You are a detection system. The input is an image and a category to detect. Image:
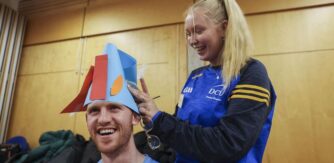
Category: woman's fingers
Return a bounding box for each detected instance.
[140,78,149,95]
[139,106,151,124]
[139,103,150,114]
[139,106,148,116]
[128,85,147,102]
[128,83,159,121]
[127,85,139,96]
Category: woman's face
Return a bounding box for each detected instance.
[185,8,225,65]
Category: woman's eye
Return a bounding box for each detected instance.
[195,30,203,34]
[186,32,191,38]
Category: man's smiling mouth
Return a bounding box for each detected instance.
[98,128,116,136]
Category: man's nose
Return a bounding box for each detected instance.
[98,107,111,125]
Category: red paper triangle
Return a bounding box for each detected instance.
[60,66,94,113]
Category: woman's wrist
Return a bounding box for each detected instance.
[151,111,162,122]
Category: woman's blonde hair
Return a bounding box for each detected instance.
[186,0,253,87]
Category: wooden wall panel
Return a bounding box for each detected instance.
[177,24,188,97]
[19,40,82,75]
[244,3,334,163]
[12,2,334,162]
[8,40,82,147]
[24,9,84,45]
[255,50,334,163]
[19,0,88,17]
[74,24,186,136]
[247,5,334,55]
[83,0,192,36]
[238,0,334,14]
[81,25,178,70]
[8,72,79,147]
[10,1,188,146]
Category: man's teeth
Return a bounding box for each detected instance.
[99,129,115,135]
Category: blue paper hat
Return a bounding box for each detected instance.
[61,43,139,114]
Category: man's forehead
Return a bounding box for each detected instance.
[88,101,122,107]
[86,101,139,115]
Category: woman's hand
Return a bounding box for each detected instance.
[128,79,160,124]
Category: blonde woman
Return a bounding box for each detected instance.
[129,0,276,162]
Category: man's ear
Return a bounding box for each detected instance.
[85,106,88,121]
[132,113,141,125]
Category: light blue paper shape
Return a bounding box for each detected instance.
[84,43,139,114]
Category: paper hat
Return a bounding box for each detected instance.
[61,43,139,114]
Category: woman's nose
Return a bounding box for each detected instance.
[188,34,198,47]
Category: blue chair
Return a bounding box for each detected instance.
[6,136,30,153]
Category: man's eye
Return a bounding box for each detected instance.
[108,106,120,111]
[88,108,99,114]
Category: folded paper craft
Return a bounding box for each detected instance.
[61,43,139,114]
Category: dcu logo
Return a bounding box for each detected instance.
[206,84,226,101]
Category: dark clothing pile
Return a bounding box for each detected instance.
[5,130,100,163]
[4,130,174,163]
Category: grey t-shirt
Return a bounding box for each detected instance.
[97,155,158,163]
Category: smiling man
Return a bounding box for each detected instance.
[86,102,138,158]
[61,44,158,163]
[86,99,158,163]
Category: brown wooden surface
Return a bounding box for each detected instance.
[24,9,84,45]
[8,40,82,147]
[83,0,192,36]
[238,0,334,14]
[256,50,334,163]
[247,3,334,163]
[8,1,334,162]
[248,5,334,56]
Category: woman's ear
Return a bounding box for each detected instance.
[222,20,228,31]
[220,20,228,38]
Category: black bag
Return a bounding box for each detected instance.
[0,144,21,162]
